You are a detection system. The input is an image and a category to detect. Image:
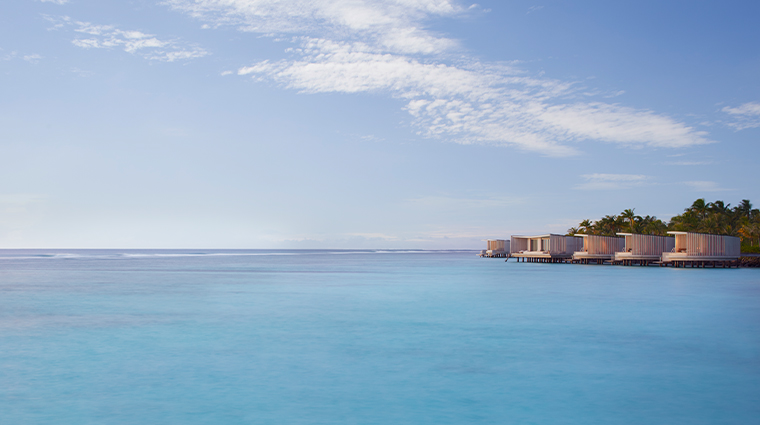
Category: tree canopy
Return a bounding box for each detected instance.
[567,199,760,252]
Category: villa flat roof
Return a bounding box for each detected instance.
[511,234,565,238]
[666,231,738,236]
[616,233,672,237]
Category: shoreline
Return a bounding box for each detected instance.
[739,255,760,267]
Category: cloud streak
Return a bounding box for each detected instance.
[722,102,760,130]
[575,173,649,190]
[662,160,711,166]
[165,0,462,55]
[166,0,711,155]
[47,16,208,62]
[683,181,734,192]
[406,194,526,210]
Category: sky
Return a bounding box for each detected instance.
[1,0,759,249]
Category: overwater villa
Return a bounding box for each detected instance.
[510,234,583,263]
[572,234,625,264]
[479,239,510,258]
[660,231,741,268]
[614,233,675,266]
[488,231,743,268]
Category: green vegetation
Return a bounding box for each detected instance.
[567,199,760,252]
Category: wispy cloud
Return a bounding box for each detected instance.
[575,173,649,190]
[2,50,43,63]
[23,54,43,63]
[406,194,526,210]
[527,6,544,14]
[344,232,401,241]
[722,102,760,130]
[0,194,46,214]
[162,0,710,156]
[70,67,95,77]
[46,16,208,62]
[38,0,69,4]
[683,181,734,192]
[662,160,711,166]
[165,0,463,55]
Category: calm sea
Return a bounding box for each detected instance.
[1,249,759,424]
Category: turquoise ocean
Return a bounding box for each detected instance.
[1,249,759,424]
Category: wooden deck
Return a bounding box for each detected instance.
[571,253,614,264]
[479,250,510,258]
[505,252,744,267]
[613,252,664,266]
[661,252,740,268]
[659,259,739,268]
[510,252,573,263]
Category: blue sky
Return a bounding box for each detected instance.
[1,0,759,249]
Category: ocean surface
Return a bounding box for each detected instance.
[1,249,759,425]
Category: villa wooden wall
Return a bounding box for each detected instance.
[624,235,675,255]
[582,235,625,255]
[674,233,741,257]
[549,235,583,254]
[487,240,509,252]
[510,237,529,253]
[510,235,582,254]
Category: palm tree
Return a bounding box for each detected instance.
[709,200,731,215]
[578,219,593,234]
[620,208,639,233]
[690,198,708,221]
[639,215,667,236]
[736,199,753,219]
[594,215,621,236]
[709,200,738,235]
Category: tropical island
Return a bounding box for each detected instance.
[566,198,760,254]
[483,198,760,267]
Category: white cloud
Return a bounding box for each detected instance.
[344,232,401,241]
[2,51,44,63]
[164,0,711,155]
[663,160,711,166]
[70,67,94,77]
[0,194,46,214]
[47,16,208,62]
[722,102,760,130]
[684,181,734,192]
[527,6,544,14]
[406,194,526,210]
[238,38,709,155]
[575,173,649,190]
[23,54,43,63]
[38,0,69,4]
[164,0,462,55]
